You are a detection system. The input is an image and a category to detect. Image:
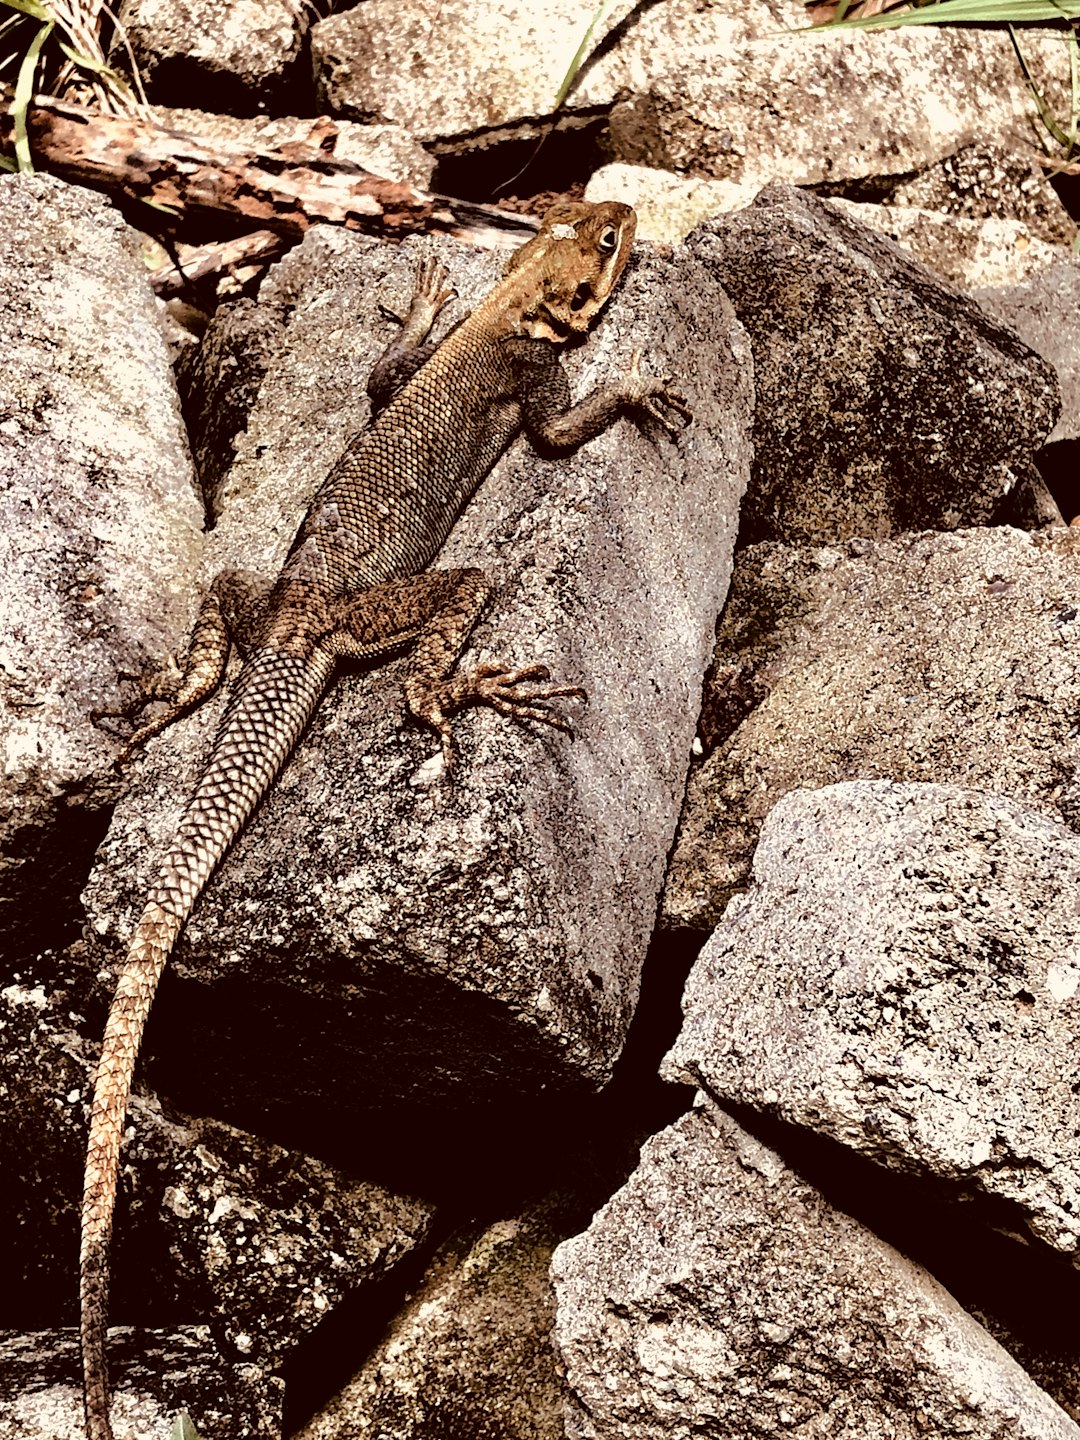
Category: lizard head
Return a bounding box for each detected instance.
[504,200,637,342]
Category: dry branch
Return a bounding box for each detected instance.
[0,93,539,250]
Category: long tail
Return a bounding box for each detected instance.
[80,645,334,1440]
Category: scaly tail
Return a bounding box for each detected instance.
[80,645,335,1440]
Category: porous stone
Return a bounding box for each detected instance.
[0,173,202,959]
[297,1199,572,1440]
[662,527,1080,933]
[552,1096,1080,1440]
[117,0,309,114]
[585,163,760,245]
[975,261,1080,447]
[81,226,751,1140]
[608,18,1068,191]
[686,185,1059,547]
[826,198,1067,290]
[0,1329,280,1440]
[0,946,434,1399]
[664,782,1080,1257]
[881,143,1076,249]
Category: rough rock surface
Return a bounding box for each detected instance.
[0,1329,280,1440]
[81,226,751,1137]
[0,173,203,959]
[608,18,1066,190]
[662,526,1080,933]
[117,0,309,114]
[878,143,1076,249]
[827,198,1069,291]
[665,783,1080,1258]
[552,1095,1080,1440]
[310,0,1064,190]
[0,948,434,1376]
[686,185,1059,547]
[585,163,761,245]
[975,262,1080,448]
[297,1199,573,1440]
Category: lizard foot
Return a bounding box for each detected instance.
[407,663,587,769]
[626,350,692,436]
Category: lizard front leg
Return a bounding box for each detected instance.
[330,568,585,767]
[508,338,691,452]
[366,258,457,417]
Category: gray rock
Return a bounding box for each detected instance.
[662,527,1080,933]
[82,226,751,1132]
[0,173,203,959]
[585,164,762,246]
[664,782,1080,1258]
[975,261,1080,448]
[0,1329,280,1440]
[116,0,309,115]
[609,23,1068,192]
[552,1096,1080,1440]
[296,1197,575,1440]
[0,946,434,1385]
[825,199,1069,291]
[686,185,1059,548]
[310,0,642,146]
[880,143,1076,249]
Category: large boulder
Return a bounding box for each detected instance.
[0,174,203,960]
[552,1095,1079,1440]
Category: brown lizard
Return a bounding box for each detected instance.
[80,198,688,1440]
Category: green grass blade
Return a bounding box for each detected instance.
[1009,20,1071,145]
[13,17,52,172]
[57,37,129,86]
[0,0,51,21]
[826,0,1080,27]
[554,0,618,109]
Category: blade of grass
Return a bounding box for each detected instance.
[0,0,51,20]
[554,0,619,109]
[1009,20,1072,147]
[13,17,52,172]
[824,0,1080,27]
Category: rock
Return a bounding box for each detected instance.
[552,1095,1080,1440]
[585,163,761,245]
[975,261,1080,448]
[116,0,310,115]
[826,199,1068,290]
[296,1198,573,1440]
[879,142,1076,249]
[664,782,1080,1258]
[686,185,1059,547]
[0,1329,281,1440]
[0,173,203,960]
[309,0,1065,198]
[81,226,751,1143]
[608,21,1067,191]
[152,107,436,190]
[0,947,434,1393]
[310,0,644,146]
[663,527,1080,933]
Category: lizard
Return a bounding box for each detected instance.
[79,197,689,1440]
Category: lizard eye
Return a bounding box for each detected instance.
[570,281,593,311]
[598,225,619,253]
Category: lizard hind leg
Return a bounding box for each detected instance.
[332,567,586,769]
[110,569,271,765]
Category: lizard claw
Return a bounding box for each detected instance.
[412,256,457,318]
[627,349,692,437]
[407,661,588,762]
